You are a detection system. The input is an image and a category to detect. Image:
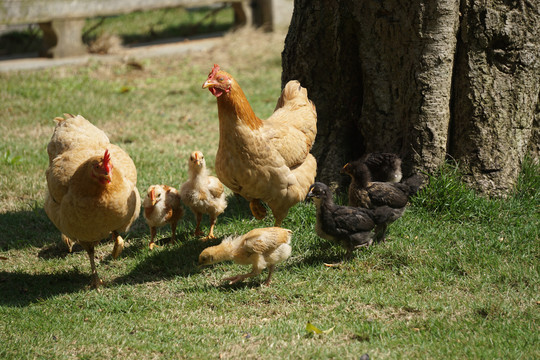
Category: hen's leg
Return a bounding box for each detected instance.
[80,242,102,289]
[194,212,203,237]
[249,200,267,220]
[111,231,124,259]
[272,210,288,227]
[62,234,74,252]
[149,226,157,250]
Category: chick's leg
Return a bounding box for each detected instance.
[223,266,262,285]
[374,224,388,243]
[202,215,218,241]
[170,221,178,245]
[249,200,267,220]
[111,231,124,259]
[263,265,276,286]
[149,226,157,250]
[194,212,203,237]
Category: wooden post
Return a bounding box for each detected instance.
[39,19,87,58]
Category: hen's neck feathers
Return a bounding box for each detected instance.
[71,163,125,197]
[217,78,263,131]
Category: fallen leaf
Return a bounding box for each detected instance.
[306,322,335,335]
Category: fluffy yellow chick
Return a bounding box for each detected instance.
[143,184,184,250]
[198,227,292,285]
[180,151,227,240]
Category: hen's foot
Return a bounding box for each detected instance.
[249,200,267,220]
[323,261,344,268]
[112,235,124,259]
[149,242,160,250]
[62,234,74,252]
[223,274,247,285]
[91,274,104,289]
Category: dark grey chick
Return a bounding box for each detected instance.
[360,152,402,183]
[341,162,423,242]
[306,182,393,264]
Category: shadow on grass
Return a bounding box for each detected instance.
[112,232,216,286]
[0,193,304,304]
[221,193,256,222]
[0,269,90,307]
[0,208,59,250]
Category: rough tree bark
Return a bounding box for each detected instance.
[282,0,539,195]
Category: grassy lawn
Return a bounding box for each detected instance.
[0,25,539,359]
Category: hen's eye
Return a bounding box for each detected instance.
[218,77,224,81]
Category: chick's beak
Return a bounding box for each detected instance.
[341,163,350,174]
[150,189,156,206]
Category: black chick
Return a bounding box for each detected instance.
[306,182,392,264]
[359,152,402,183]
[341,161,423,242]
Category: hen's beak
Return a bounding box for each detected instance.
[102,172,112,184]
[202,80,215,89]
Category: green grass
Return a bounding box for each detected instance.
[1,27,539,359]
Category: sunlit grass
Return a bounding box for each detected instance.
[1,23,539,360]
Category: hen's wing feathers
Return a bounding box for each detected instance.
[264,81,317,168]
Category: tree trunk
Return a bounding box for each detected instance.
[450,0,540,194]
[282,0,539,195]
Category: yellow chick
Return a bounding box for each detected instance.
[198,227,292,285]
[180,151,227,240]
[143,184,184,249]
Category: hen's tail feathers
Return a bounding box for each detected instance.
[47,114,110,162]
[275,81,316,116]
[289,153,317,202]
[275,80,305,110]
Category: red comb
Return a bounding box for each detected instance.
[103,149,111,164]
[102,149,113,173]
[209,64,220,78]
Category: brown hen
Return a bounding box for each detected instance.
[202,64,317,226]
